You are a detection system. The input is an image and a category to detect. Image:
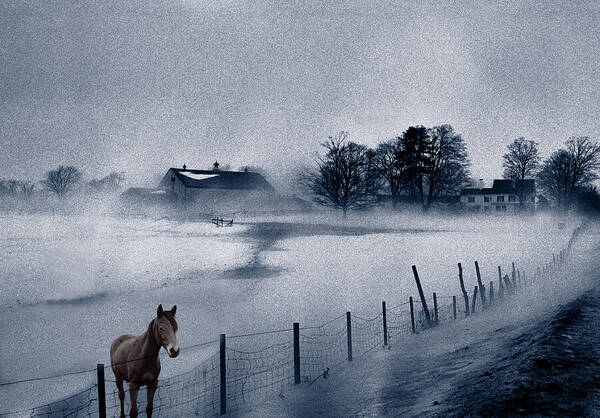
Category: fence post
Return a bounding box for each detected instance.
[382,301,388,346]
[293,323,300,385]
[452,296,457,319]
[517,269,521,287]
[474,261,487,308]
[472,286,478,313]
[511,262,517,287]
[504,274,512,292]
[346,312,353,361]
[220,334,226,415]
[97,364,106,418]
[497,266,504,299]
[489,281,494,305]
[409,297,416,333]
[433,292,438,325]
[458,263,470,316]
[412,265,432,327]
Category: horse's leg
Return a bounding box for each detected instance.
[116,378,126,418]
[146,380,158,418]
[128,381,140,418]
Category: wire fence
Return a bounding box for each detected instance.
[0,220,589,417]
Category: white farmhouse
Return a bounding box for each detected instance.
[460,179,536,213]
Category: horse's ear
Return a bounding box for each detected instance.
[157,304,163,317]
[171,305,177,316]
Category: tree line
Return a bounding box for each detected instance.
[302,127,600,217]
[0,166,125,200]
[301,124,471,217]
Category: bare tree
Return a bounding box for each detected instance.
[537,150,574,211]
[537,137,600,211]
[503,137,541,180]
[20,181,34,199]
[363,148,382,200]
[88,171,125,192]
[424,124,470,211]
[502,137,540,210]
[6,180,19,196]
[375,139,406,208]
[44,166,82,197]
[301,132,374,218]
[565,136,600,187]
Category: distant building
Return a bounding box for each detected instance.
[159,163,275,200]
[460,179,536,213]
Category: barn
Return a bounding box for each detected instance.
[159,163,275,200]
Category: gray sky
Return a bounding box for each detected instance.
[1,0,599,190]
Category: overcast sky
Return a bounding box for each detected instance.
[1,0,599,190]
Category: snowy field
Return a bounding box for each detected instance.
[0,211,579,413]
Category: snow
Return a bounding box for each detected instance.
[179,171,220,180]
[0,211,587,414]
[245,227,600,416]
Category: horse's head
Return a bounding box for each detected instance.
[155,304,180,358]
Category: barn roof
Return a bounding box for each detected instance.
[460,179,535,196]
[161,168,275,191]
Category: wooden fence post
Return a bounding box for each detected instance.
[475,261,487,308]
[511,262,517,287]
[458,263,470,316]
[472,286,478,313]
[382,301,388,346]
[433,292,438,325]
[489,281,494,305]
[409,297,416,333]
[412,265,432,327]
[452,296,457,319]
[220,334,226,415]
[497,266,504,298]
[97,364,106,418]
[504,274,512,292]
[293,323,300,385]
[346,312,353,361]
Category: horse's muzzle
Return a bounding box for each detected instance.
[167,345,180,358]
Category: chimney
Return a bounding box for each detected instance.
[213,161,220,171]
[182,164,187,170]
[478,179,484,189]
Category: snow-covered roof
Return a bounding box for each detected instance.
[179,172,220,181]
[159,167,275,191]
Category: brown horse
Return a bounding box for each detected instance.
[110,305,180,418]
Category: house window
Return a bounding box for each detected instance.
[509,195,517,202]
[484,196,490,202]
[502,205,507,211]
[497,196,504,202]
[484,206,491,212]
[496,205,502,211]
[468,196,475,203]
